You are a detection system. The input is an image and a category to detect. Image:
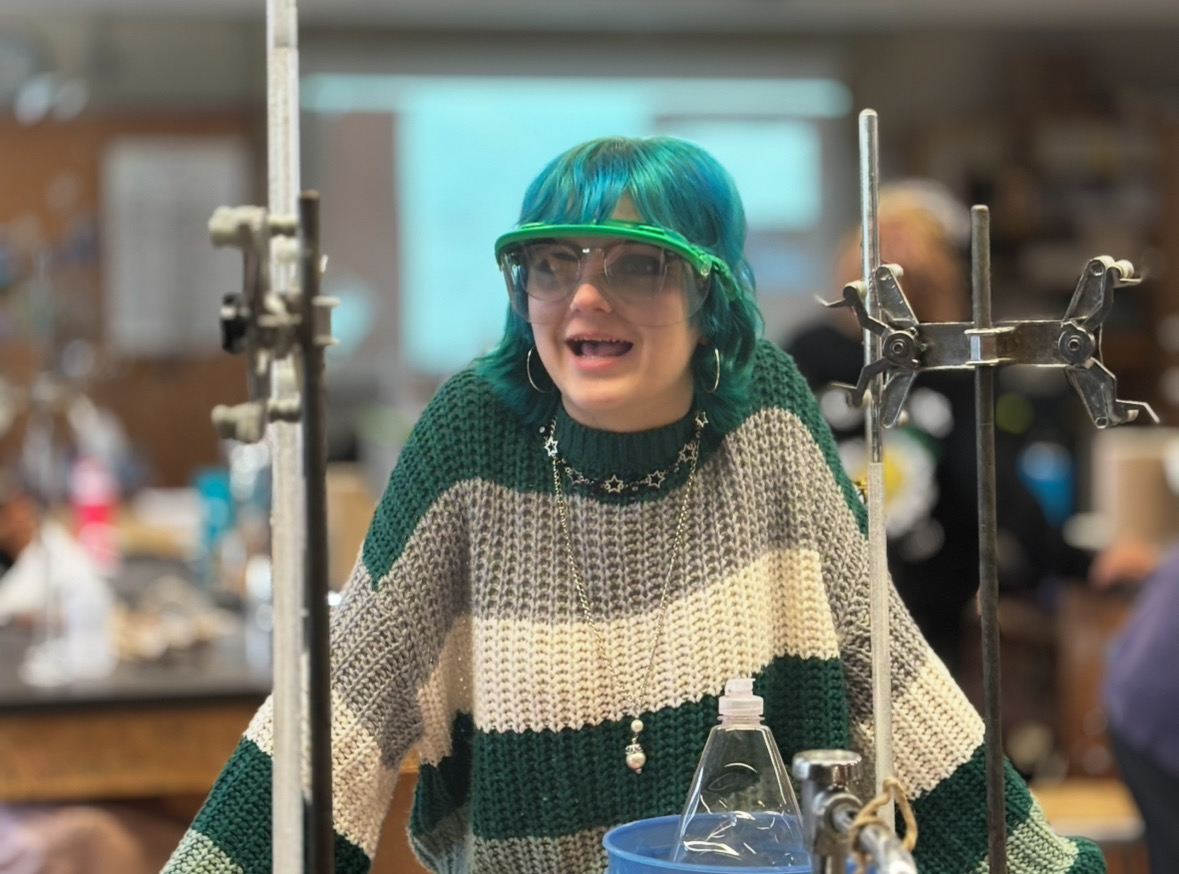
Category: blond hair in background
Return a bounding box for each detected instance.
[832,183,971,328]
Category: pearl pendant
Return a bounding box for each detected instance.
[625,742,647,773]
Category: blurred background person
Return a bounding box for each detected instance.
[0,467,186,874]
[1099,541,1176,874]
[0,469,111,628]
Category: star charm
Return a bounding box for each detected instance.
[603,475,626,494]
[544,436,559,458]
[643,470,666,489]
[678,442,699,466]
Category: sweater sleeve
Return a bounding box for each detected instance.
[161,374,478,874]
[764,342,1107,874]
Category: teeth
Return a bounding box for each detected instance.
[574,339,632,358]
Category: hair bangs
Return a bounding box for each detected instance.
[520,141,633,226]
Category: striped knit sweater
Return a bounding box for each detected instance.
[163,340,1104,874]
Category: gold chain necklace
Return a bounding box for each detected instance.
[546,412,705,773]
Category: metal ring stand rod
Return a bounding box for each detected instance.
[300,192,335,874]
[971,206,1007,874]
[859,108,896,831]
[266,1,307,871]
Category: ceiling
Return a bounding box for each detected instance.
[10,0,1179,31]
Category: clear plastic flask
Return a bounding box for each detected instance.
[671,678,807,868]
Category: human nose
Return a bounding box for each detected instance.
[569,276,613,311]
[568,253,613,311]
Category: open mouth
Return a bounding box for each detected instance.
[567,337,634,358]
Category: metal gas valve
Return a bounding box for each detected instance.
[792,750,917,874]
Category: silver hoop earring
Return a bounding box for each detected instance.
[704,347,721,394]
[526,347,554,393]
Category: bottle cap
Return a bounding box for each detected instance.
[719,677,763,720]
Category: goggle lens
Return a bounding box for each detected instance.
[501,240,707,328]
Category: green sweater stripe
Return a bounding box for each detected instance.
[191,740,274,874]
[409,711,477,839]
[909,747,1033,873]
[412,654,850,843]
[362,341,865,584]
[191,739,369,874]
[360,373,533,585]
[334,833,375,874]
[1067,838,1108,874]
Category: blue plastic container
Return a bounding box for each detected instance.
[603,815,813,873]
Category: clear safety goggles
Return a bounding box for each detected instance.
[494,221,729,328]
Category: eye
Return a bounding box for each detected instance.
[609,246,666,278]
[526,245,578,277]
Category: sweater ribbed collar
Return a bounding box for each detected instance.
[552,403,697,484]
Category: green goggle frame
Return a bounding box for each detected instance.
[493,220,732,285]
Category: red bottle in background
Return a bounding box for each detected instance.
[70,455,121,577]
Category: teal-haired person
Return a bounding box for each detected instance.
[163,137,1105,874]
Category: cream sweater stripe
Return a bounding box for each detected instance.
[461,548,836,736]
[415,613,474,767]
[889,656,986,796]
[165,830,245,873]
[410,549,835,759]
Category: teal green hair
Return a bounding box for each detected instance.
[475,135,764,432]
